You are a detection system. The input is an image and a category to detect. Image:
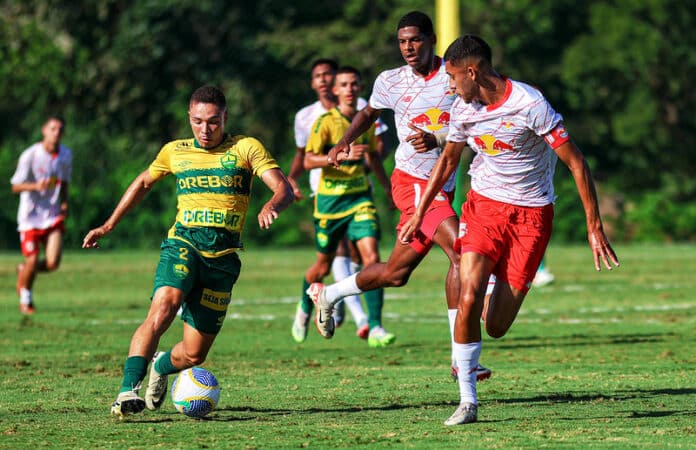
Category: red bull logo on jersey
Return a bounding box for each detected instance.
[472,134,514,156]
[501,121,515,129]
[411,108,450,132]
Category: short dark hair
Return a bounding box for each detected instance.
[44,116,65,127]
[397,11,434,36]
[335,65,361,82]
[311,58,338,73]
[444,35,493,66]
[190,85,227,110]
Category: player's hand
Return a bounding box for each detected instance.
[82,226,110,249]
[588,229,620,271]
[398,213,423,244]
[347,144,368,161]
[258,205,279,230]
[406,123,437,153]
[36,179,51,192]
[327,142,349,168]
[287,177,304,201]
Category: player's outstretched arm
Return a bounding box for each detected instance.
[257,168,294,230]
[554,140,620,271]
[398,141,466,243]
[328,106,381,167]
[82,170,158,248]
[287,146,306,200]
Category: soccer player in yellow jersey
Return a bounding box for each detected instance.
[302,66,394,345]
[82,85,294,418]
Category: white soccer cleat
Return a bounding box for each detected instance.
[532,268,555,287]
[332,299,345,327]
[444,402,478,426]
[291,301,309,343]
[111,390,146,418]
[451,364,492,382]
[145,351,169,411]
[306,283,335,339]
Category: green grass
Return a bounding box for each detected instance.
[0,244,694,449]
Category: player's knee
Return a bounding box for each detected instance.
[44,260,61,272]
[384,268,410,287]
[360,253,379,268]
[183,350,208,366]
[484,321,509,339]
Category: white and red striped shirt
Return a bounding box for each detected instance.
[448,78,564,207]
[370,58,458,192]
[11,143,72,231]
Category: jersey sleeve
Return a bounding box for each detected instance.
[10,149,33,185]
[369,72,392,111]
[294,110,309,148]
[446,98,469,143]
[239,137,280,177]
[305,115,329,155]
[148,142,174,181]
[526,95,563,137]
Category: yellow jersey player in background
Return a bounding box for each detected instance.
[82,85,294,418]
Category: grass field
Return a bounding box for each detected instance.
[0,244,694,449]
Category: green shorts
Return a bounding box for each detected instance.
[314,204,380,254]
[153,239,241,334]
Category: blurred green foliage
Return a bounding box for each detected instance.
[1,0,694,250]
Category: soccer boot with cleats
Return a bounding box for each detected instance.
[444,402,478,426]
[367,326,396,348]
[111,390,146,418]
[306,283,335,338]
[451,364,492,382]
[291,301,310,343]
[145,352,169,411]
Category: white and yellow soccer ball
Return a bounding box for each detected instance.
[171,367,220,418]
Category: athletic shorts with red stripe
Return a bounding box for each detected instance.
[19,219,65,257]
[457,190,553,293]
[392,168,457,255]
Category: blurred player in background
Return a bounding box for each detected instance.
[398,35,619,425]
[307,12,490,377]
[301,66,394,346]
[83,85,293,418]
[11,116,72,315]
[289,58,389,342]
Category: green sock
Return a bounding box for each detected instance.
[301,279,314,315]
[364,288,384,329]
[154,350,178,376]
[119,356,148,393]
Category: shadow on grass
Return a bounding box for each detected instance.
[490,332,686,350]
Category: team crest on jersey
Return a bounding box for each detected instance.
[173,264,189,279]
[472,134,514,156]
[317,232,329,248]
[501,121,515,129]
[411,108,449,132]
[221,151,237,169]
[176,160,193,169]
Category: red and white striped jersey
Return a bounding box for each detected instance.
[448,78,564,207]
[370,58,458,192]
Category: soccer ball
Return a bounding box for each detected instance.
[171,367,220,418]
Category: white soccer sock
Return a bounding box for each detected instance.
[331,255,352,281]
[448,309,457,365]
[19,288,32,305]
[331,256,368,324]
[486,274,496,296]
[325,274,361,305]
[453,341,482,405]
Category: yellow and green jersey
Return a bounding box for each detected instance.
[306,107,376,219]
[149,134,278,258]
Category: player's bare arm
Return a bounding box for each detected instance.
[553,139,620,271]
[82,169,159,248]
[60,181,69,218]
[405,123,439,153]
[398,141,465,243]
[11,179,53,193]
[287,146,306,200]
[257,168,294,230]
[328,105,381,167]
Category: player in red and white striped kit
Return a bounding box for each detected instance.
[399,35,620,425]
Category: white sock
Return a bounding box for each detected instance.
[331,255,352,281]
[453,341,482,405]
[19,288,33,305]
[448,309,457,365]
[331,255,368,324]
[325,274,361,305]
[486,274,496,296]
[349,260,361,273]
[344,296,367,326]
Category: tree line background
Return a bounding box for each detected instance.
[1,0,694,251]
